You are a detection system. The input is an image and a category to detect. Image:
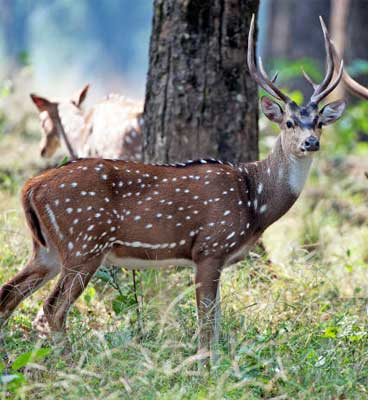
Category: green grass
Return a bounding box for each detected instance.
[1,129,368,399]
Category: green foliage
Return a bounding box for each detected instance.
[58,156,70,167]
[94,267,141,317]
[0,169,22,195]
[17,51,30,67]
[331,100,368,155]
[271,57,323,83]
[1,348,50,397]
[347,59,368,76]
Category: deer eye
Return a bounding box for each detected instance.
[286,120,293,129]
[318,122,323,129]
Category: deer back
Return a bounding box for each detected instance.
[80,95,143,161]
[23,158,270,268]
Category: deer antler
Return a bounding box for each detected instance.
[303,16,344,104]
[330,40,368,100]
[247,14,292,103]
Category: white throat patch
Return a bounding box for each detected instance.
[287,156,313,195]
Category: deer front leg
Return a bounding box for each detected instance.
[194,258,222,361]
[43,256,103,332]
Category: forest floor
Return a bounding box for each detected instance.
[1,128,368,400]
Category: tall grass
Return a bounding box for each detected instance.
[1,95,368,399]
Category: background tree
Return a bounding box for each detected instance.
[261,0,330,97]
[261,0,368,101]
[143,0,260,164]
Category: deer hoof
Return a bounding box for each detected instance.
[32,309,50,338]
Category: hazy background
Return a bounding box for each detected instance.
[1,0,367,104]
[0,0,153,101]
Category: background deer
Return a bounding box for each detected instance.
[31,87,143,161]
[0,16,346,359]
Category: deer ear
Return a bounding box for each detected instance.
[319,99,346,126]
[30,94,53,111]
[72,84,89,107]
[261,96,284,124]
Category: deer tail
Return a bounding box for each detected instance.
[21,184,47,247]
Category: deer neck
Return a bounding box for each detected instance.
[56,103,86,158]
[240,135,313,231]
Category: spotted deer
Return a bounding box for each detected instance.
[0,16,346,357]
[31,87,142,161]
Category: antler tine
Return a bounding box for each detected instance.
[312,59,344,104]
[330,40,368,100]
[302,68,318,90]
[247,14,291,103]
[258,56,278,83]
[271,72,278,83]
[309,16,336,104]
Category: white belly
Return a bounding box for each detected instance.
[105,253,196,270]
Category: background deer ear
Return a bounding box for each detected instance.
[319,99,346,126]
[72,84,89,107]
[30,94,53,111]
[261,96,284,124]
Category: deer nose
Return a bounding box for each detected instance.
[304,136,320,152]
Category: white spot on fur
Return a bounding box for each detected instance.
[260,204,268,214]
[226,232,235,240]
[45,204,63,240]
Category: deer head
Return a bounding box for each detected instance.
[248,15,346,160]
[30,84,89,158]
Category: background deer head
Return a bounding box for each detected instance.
[30,84,89,158]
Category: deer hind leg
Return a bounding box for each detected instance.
[43,256,103,332]
[0,243,60,327]
[194,258,222,361]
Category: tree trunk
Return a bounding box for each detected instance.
[329,0,350,100]
[344,0,368,89]
[143,0,259,164]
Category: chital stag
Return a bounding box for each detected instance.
[31,87,142,160]
[0,16,346,357]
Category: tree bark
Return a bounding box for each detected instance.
[344,0,368,89]
[143,0,259,164]
[329,0,350,100]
